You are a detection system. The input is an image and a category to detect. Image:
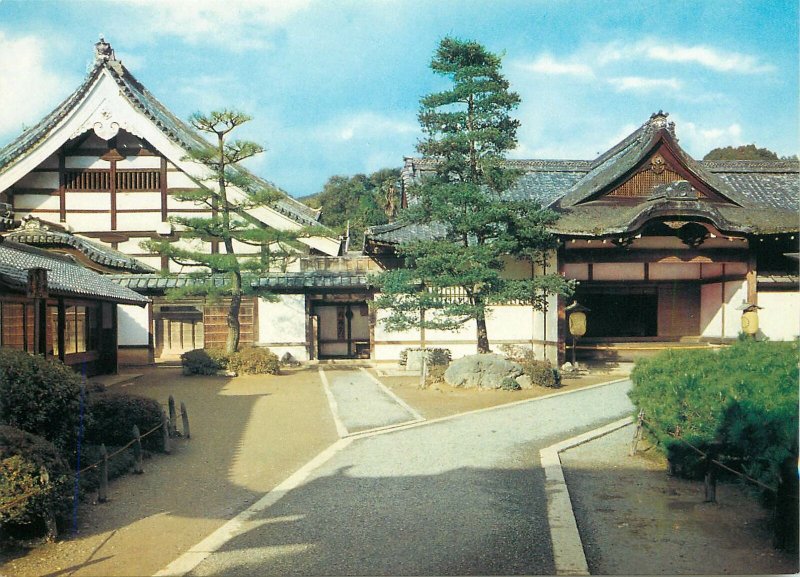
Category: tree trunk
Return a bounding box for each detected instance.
[227,270,242,354]
[475,308,490,354]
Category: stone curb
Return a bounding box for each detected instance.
[541,416,634,575]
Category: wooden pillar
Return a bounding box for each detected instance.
[57,298,66,362]
[109,156,117,230]
[746,251,758,305]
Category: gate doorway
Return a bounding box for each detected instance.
[312,302,370,359]
[154,304,203,357]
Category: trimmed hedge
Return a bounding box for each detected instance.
[629,340,798,490]
[227,347,280,375]
[0,426,73,539]
[0,348,83,451]
[85,392,165,453]
[180,348,227,375]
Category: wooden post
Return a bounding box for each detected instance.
[630,410,644,456]
[98,444,109,503]
[168,395,177,437]
[161,410,171,454]
[704,444,719,503]
[180,401,191,440]
[39,466,57,540]
[132,425,143,474]
[419,353,428,389]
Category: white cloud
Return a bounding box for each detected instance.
[0,32,72,140]
[317,112,418,143]
[516,54,594,78]
[610,76,682,92]
[115,0,312,48]
[674,118,744,154]
[642,42,774,74]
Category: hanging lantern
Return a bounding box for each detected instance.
[566,301,590,337]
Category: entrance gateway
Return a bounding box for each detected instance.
[312,301,371,359]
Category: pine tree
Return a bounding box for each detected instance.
[143,110,303,353]
[374,38,573,353]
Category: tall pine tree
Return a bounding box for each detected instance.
[375,38,572,353]
[144,110,303,353]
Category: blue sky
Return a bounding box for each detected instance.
[0,0,796,197]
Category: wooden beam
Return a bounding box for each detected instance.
[747,251,758,304]
[58,150,66,222]
[160,156,168,221]
[562,248,749,264]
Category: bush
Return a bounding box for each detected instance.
[78,444,135,494]
[399,347,451,366]
[180,348,227,375]
[0,426,72,540]
[629,340,798,491]
[519,350,558,388]
[227,347,280,375]
[500,377,521,391]
[0,348,83,450]
[85,392,165,453]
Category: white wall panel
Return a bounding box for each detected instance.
[166,171,199,189]
[563,263,588,280]
[594,263,645,281]
[16,172,58,189]
[118,304,150,346]
[65,157,109,169]
[700,282,723,337]
[649,263,701,280]
[65,212,109,231]
[14,194,59,210]
[117,157,161,169]
[116,212,162,231]
[66,192,110,210]
[758,291,800,341]
[166,194,207,210]
[723,280,747,338]
[117,192,161,210]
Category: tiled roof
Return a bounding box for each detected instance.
[5,220,155,273]
[0,49,325,230]
[108,271,370,293]
[365,221,448,246]
[0,239,149,305]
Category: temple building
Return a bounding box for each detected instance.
[0,40,796,366]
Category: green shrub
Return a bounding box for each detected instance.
[399,347,451,366]
[0,348,83,450]
[520,351,558,388]
[500,377,521,391]
[180,348,227,375]
[227,347,280,375]
[629,340,799,490]
[85,392,164,453]
[0,426,72,539]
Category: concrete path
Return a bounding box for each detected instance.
[161,379,633,576]
[319,367,424,435]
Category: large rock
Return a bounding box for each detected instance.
[444,354,524,389]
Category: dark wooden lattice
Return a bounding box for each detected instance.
[608,167,685,197]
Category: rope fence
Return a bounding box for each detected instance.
[0,396,190,515]
[630,409,781,496]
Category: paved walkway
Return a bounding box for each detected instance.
[319,367,424,435]
[161,378,634,576]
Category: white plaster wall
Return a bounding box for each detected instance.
[65,212,109,231]
[257,294,308,360]
[118,303,150,346]
[117,212,161,231]
[563,263,588,280]
[594,263,645,281]
[700,282,724,337]
[117,192,161,210]
[16,172,58,189]
[14,194,59,210]
[66,192,110,210]
[136,255,162,270]
[758,291,800,341]
[166,194,206,210]
[723,280,747,338]
[649,263,702,280]
[117,238,148,253]
[166,171,200,189]
[117,157,161,169]
[65,157,109,169]
[486,305,534,340]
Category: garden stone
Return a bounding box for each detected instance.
[444,353,523,389]
[406,350,426,372]
[515,374,533,389]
